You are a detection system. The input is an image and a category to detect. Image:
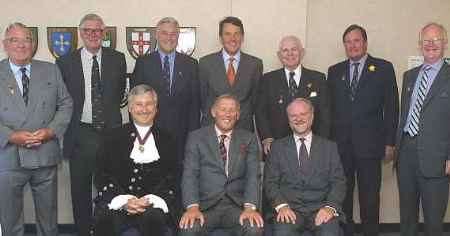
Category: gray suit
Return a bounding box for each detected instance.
[199,51,263,131]
[396,62,450,236]
[264,135,346,235]
[180,126,261,235]
[0,59,73,236]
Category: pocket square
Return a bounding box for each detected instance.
[310,91,318,97]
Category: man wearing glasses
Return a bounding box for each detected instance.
[56,13,127,236]
[396,22,450,236]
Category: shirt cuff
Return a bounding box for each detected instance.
[108,194,135,210]
[187,203,199,209]
[143,194,169,213]
[324,205,339,216]
[244,203,257,210]
[275,203,289,212]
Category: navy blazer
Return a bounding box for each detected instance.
[327,55,399,159]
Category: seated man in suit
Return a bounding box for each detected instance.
[179,94,264,236]
[264,98,346,236]
[93,84,179,236]
[256,35,330,156]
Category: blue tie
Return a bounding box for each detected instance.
[406,65,432,136]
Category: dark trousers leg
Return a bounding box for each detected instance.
[397,136,420,236]
[70,127,100,236]
[419,175,449,236]
[341,153,355,236]
[356,158,381,236]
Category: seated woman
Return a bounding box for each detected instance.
[94,84,179,236]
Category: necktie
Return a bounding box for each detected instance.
[227,57,236,86]
[20,67,29,105]
[406,65,432,136]
[91,55,104,130]
[350,62,360,101]
[163,55,171,96]
[219,135,228,174]
[298,137,309,174]
[288,71,297,98]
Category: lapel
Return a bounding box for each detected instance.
[276,69,290,104]
[227,130,242,176]
[172,52,188,96]
[206,126,225,171]
[423,62,450,108]
[306,135,321,181]
[26,60,45,115]
[234,52,248,89]
[356,54,375,92]
[213,51,231,90]
[401,67,420,123]
[0,59,27,114]
[340,60,351,92]
[127,123,138,156]
[285,135,302,178]
[298,67,313,97]
[73,49,86,104]
[100,47,111,98]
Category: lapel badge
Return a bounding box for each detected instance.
[368,65,376,72]
[307,83,312,88]
[8,85,14,95]
[341,74,345,81]
[130,132,136,137]
[407,87,411,92]
[278,95,284,104]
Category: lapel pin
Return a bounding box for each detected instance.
[130,132,136,137]
[8,85,14,95]
[368,65,376,72]
[407,87,411,92]
[307,83,312,88]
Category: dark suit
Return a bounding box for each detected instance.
[256,67,330,140]
[93,123,178,236]
[56,47,126,236]
[264,134,345,236]
[396,62,450,236]
[199,51,263,131]
[327,55,398,236]
[0,59,73,236]
[132,51,200,165]
[180,126,262,236]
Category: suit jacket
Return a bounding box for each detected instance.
[132,51,200,162]
[199,51,263,131]
[94,123,179,222]
[0,59,73,170]
[56,47,126,158]
[396,62,450,177]
[255,66,330,140]
[264,134,346,215]
[327,54,399,159]
[182,126,261,210]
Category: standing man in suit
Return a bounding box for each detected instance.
[256,35,330,156]
[179,95,263,236]
[396,22,450,236]
[56,13,127,236]
[199,16,263,131]
[327,24,399,236]
[93,85,179,235]
[132,16,200,168]
[0,23,73,236]
[264,98,346,236]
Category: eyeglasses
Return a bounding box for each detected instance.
[158,31,179,38]
[422,38,444,45]
[81,28,104,35]
[6,37,32,45]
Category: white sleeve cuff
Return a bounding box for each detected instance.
[143,194,169,213]
[275,203,289,212]
[108,195,135,210]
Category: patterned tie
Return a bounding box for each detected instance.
[298,137,309,174]
[350,62,360,101]
[406,65,432,136]
[219,135,228,173]
[91,55,104,130]
[20,67,29,105]
[227,57,236,86]
[288,71,297,98]
[162,55,171,96]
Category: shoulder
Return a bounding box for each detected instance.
[176,52,198,65]
[367,55,393,67]
[199,52,220,64]
[313,135,338,150]
[102,47,125,58]
[327,60,347,78]
[263,68,283,79]
[302,67,326,80]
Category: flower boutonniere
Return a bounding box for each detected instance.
[240,144,248,156]
[368,65,376,72]
[307,83,313,89]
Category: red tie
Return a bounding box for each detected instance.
[227,57,236,86]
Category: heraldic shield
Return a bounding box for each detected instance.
[102,26,117,49]
[126,27,156,59]
[27,27,39,57]
[47,27,78,58]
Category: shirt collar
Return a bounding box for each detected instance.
[349,53,368,66]
[222,49,241,64]
[423,58,444,72]
[284,65,302,77]
[294,131,312,143]
[158,49,176,61]
[214,125,233,138]
[81,47,102,60]
[9,59,31,74]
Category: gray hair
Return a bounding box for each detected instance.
[419,22,448,44]
[79,13,105,28]
[128,84,158,105]
[278,35,304,52]
[4,22,32,40]
[212,94,241,112]
[286,98,314,113]
[156,17,180,31]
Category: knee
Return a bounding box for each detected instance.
[316,219,341,236]
[241,222,263,236]
[272,222,297,236]
[178,221,204,236]
[140,208,167,224]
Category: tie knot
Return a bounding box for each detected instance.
[423,65,432,72]
[220,134,227,142]
[299,137,306,143]
[229,57,235,63]
[353,62,360,68]
[92,55,97,60]
[164,55,169,62]
[289,71,295,78]
[20,67,27,74]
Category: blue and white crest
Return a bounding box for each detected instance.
[47,27,78,58]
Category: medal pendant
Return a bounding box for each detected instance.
[139,145,145,153]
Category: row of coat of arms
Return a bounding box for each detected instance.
[27,26,196,59]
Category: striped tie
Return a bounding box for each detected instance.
[406,65,432,136]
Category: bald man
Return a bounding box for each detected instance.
[255,35,330,156]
